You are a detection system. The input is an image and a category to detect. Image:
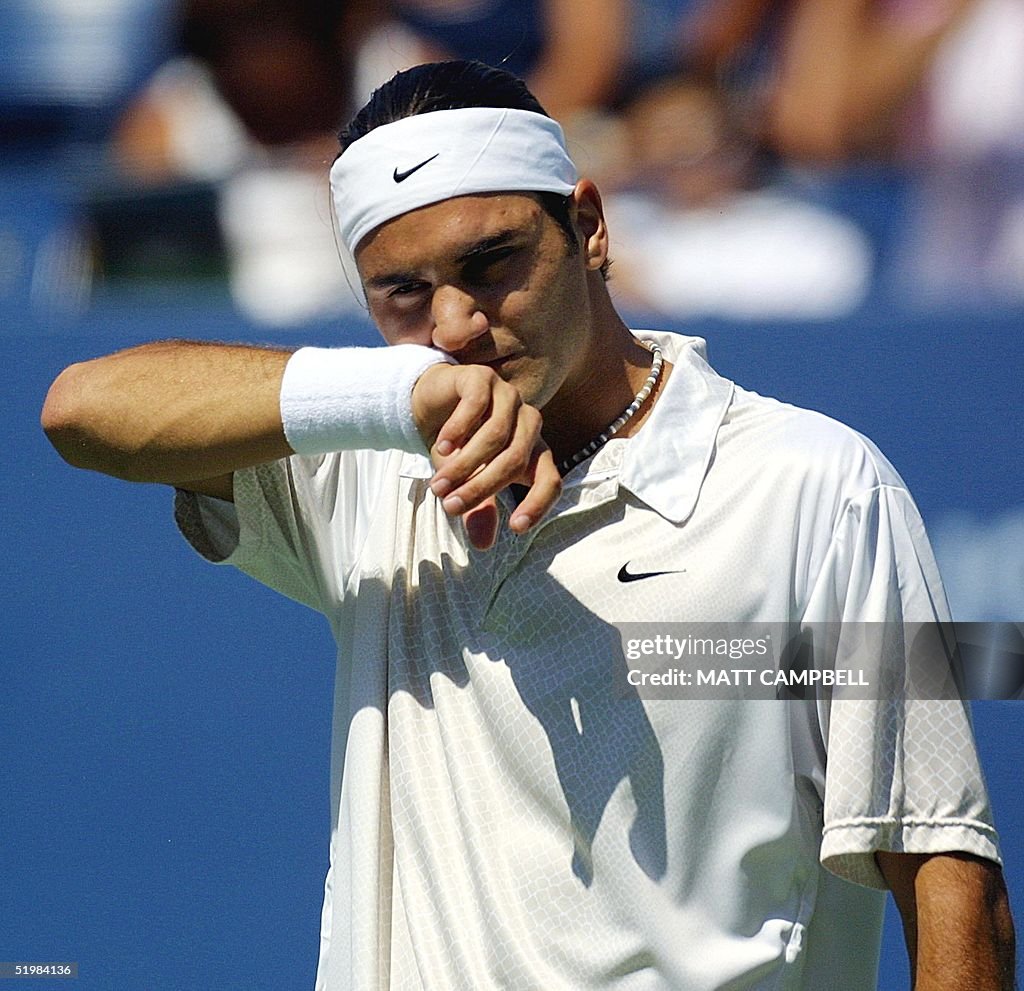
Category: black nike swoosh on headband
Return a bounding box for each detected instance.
[393,153,440,183]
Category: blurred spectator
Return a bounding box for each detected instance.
[894,0,1024,305]
[179,0,379,147]
[101,0,1019,325]
[604,0,978,182]
[387,0,628,123]
[112,57,250,186]
[0,0,176,143]
[111,0,383,326]
[588,0,983,319]
[690,0,978,164]
[115,0,384,180]
[0,0,176,326]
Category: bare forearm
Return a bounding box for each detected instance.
[42,341,565,547]
[915,858,1016,991]
[41,339,293,484]
[878,851,1017,991]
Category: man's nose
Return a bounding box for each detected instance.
[430,285,490,354]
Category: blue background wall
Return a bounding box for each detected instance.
[3,289,1021,989]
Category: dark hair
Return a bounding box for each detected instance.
[339,60,547,150]
[340,60,605,273]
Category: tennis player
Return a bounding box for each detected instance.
[43,60,1014,990]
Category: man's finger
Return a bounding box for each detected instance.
[463,497,500,551]
[432,401,542,507]
[431,383,520,485]
[432,372,497,455]
[508,447,561,533]
[419,364,523,461]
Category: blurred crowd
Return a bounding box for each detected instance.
[2,0,1023,326]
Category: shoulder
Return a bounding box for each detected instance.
[644,328,901,495]
[709,384,924,563]
[629,330,914,529]
[724,383,906,499]
[643,329,900,494]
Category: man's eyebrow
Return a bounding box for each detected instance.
[456,229,524,263]
[364,269,421,291]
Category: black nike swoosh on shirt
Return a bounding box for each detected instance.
[617,563,686,583]
[393,153,440,183]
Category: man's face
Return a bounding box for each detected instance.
[355,191,594,411]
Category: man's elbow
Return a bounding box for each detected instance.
[42,362,93,467]
[41,361,135,477]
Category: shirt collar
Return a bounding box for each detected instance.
[610,330,734,525]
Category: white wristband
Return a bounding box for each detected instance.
[279,345,454,456]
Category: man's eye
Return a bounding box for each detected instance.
[388,282,429,299]
[465,248,518,284]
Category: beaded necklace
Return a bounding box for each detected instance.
[558,341,663,475]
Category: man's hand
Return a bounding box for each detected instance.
[412,362,562,550]
[877,850,1017,990]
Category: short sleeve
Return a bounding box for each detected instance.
[803,482,1002,889]
[174,449,398,614]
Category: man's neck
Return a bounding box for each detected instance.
[541,320,669,469]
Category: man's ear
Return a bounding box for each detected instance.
[572,179,610,272]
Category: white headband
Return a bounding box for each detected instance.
[330,107,579,255]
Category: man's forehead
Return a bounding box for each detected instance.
[356,191,546,273]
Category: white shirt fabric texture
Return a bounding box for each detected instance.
[175,330,1001,991]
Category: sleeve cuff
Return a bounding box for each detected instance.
[174,478,250,564]
[821,816,1003,889]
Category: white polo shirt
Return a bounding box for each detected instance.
[176,331,1000,991]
